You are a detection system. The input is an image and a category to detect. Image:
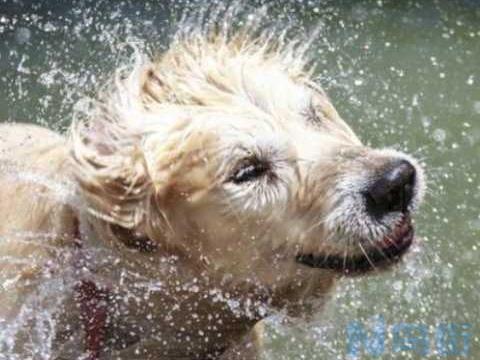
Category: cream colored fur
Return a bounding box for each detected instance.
[0,29,423,359]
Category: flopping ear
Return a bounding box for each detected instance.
[70,64,218,250]
[70,111,154,238]
[70,64,177,250]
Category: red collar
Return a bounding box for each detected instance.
[73,217,110,360]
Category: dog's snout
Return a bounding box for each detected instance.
[365,159,416,217]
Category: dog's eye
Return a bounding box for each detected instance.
[230,157,270,184]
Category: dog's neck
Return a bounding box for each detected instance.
[69,213,272,358]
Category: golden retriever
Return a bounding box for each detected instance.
[0,26,425,360]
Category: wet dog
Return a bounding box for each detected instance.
[0,27,425,360]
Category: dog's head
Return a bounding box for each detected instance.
[72,33,425,287]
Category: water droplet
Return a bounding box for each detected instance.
[473,101,480,114]
[15,27,31,44]
[421,116,431,128]
[470,218,480,231]
[433,128,446,142]
[393,281,403,291]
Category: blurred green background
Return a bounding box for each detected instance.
[0,0,478,358]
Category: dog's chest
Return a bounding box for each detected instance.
[100,285,258,359]
[53,247,260,359]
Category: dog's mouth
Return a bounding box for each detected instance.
[296,214,414,275]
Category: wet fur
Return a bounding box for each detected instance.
[0,23,423,360]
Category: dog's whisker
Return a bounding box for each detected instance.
[358,242,378,271]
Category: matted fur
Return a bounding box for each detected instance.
[0,8,424,359]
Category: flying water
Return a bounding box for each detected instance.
[0,1,478,359]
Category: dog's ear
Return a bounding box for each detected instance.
[71,117,188,252]
[70,63,218,250]
[70,65,176,249]
[70,114,152,230]
[71,116,216,250]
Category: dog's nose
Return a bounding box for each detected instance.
[365,159,416,217]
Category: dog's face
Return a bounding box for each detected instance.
[73,35,425,289]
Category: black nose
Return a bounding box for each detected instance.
[365,160,416,218]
